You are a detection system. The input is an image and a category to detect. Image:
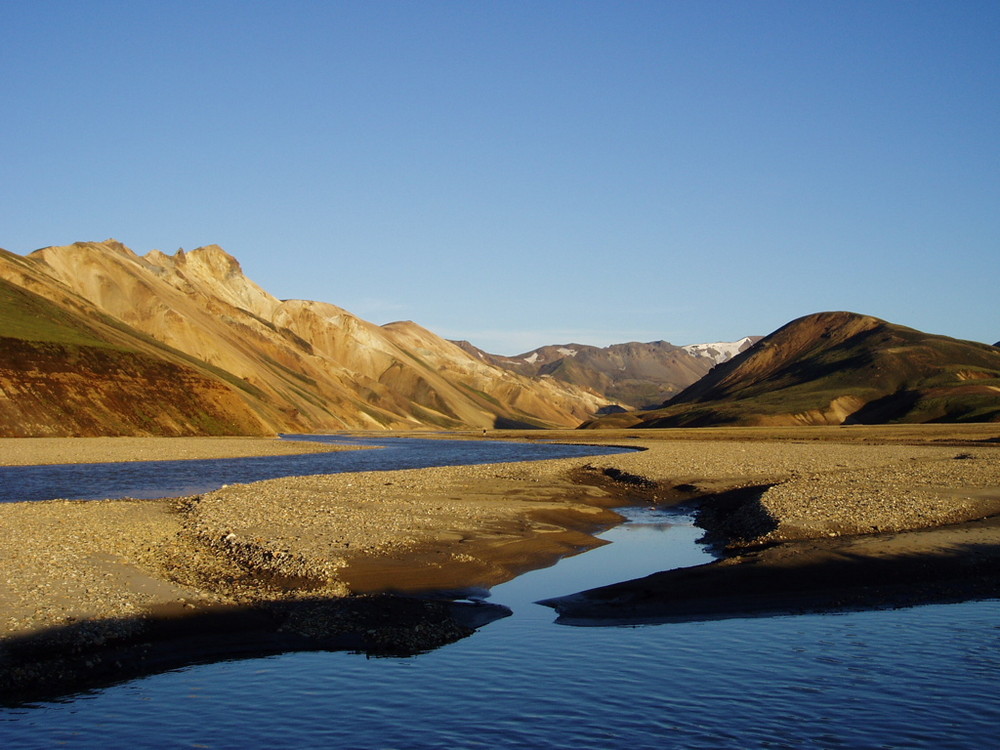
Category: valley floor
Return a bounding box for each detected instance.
[1,424,999,701]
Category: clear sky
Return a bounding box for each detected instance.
[2,1,997,354]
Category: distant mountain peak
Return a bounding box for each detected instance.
[452,335,760,409]
[681,337,759,365]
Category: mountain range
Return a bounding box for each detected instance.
[0,240,616,436]
[2,241,997,436]
[585,311,1000,428]
[453,337,759,409]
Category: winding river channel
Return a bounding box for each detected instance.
[2,437,998,748]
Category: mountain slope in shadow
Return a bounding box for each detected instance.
[585,311,1000,428]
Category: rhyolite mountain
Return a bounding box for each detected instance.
[0,259,269,436]
[0,240,611,436]
[585,311,1000,428]
[453,337,759,409]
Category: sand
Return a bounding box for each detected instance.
[2,425,999,702]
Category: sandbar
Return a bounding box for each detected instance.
[2,425,999,702]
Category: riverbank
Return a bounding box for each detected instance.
[0,441,633,702]
[2,426,999,701]
[540,427,1000,622]
[0,456,629,642]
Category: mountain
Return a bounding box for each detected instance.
[453,337,759,409]
[680,337,758,365]
[0,249,272,436]
[0,240,610,436]
[584,311,1000,428]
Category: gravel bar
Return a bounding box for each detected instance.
[2,426,999,700]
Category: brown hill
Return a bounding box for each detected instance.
[584,311,1000,428]
[453,338,757,409]
[0,241,610,436]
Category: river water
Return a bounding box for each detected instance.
[1,437,998,748]
[0,435,635,503]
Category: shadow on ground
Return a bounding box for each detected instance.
[0,594,510,706]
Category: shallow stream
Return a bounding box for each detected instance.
[1,437,997,748]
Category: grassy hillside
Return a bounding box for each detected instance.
[0,276,111,347]
[0,277,269,436]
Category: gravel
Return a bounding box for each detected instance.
[1,430,998,701]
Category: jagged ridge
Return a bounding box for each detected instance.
[0,240,610,435]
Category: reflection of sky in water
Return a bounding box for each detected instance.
[486,506,712,614]
[6,503,997,749]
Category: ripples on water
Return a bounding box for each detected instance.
[1,441,998,748]
[10,600,996,750]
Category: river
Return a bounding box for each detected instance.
[1,437,997,748]
[0,435,635,503]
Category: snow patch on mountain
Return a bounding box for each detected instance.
[557,347,578,357]
[682,337,757,365]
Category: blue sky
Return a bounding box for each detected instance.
[2,1,997,354]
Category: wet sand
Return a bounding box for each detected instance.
[2,425,999,701]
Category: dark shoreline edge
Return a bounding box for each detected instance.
[539,497,1000,625]
[0,595,510,706]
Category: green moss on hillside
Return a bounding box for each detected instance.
[0,278,109,347]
